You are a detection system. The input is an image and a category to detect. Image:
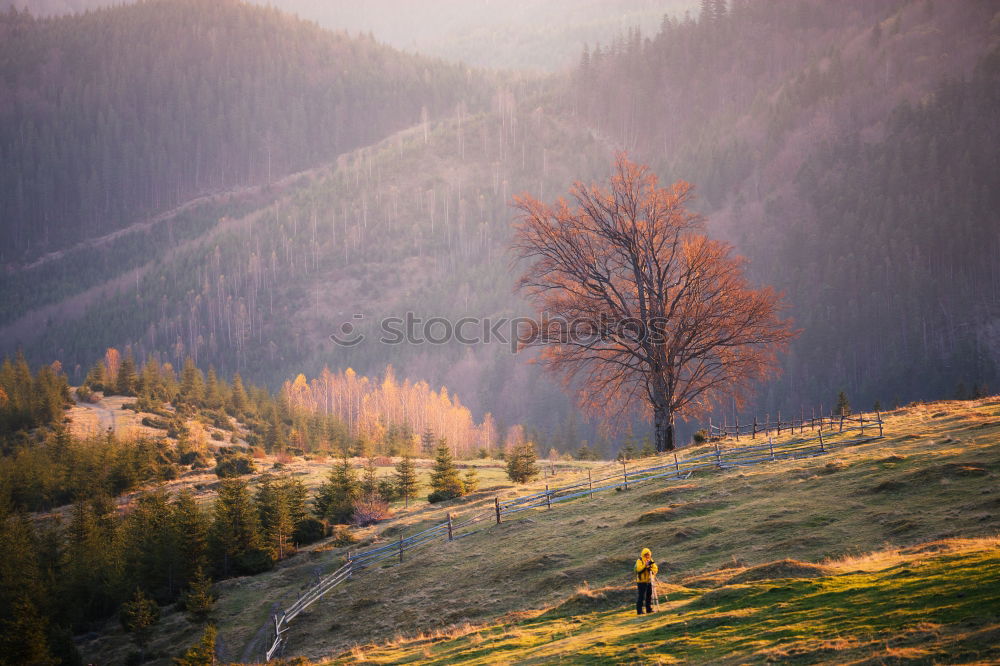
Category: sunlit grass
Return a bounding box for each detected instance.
[328,538,999,664]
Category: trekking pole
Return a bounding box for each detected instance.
[650,572,660,612]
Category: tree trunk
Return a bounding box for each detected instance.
[653,401,675,452]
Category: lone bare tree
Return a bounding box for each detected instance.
[512,155,797,451]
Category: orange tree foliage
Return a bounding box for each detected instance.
[512,155,797,451]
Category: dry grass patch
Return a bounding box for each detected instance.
[726,558,833,584]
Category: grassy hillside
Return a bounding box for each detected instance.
[336,537,999,664]
[75,395,999,663]
[297,397,997,664]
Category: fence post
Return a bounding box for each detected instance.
[735,414,740,441]
[622,461,629,490]
[818,427,825,452]
[588,469,594,498]
[495,496,502,524]
[398,535,403,563]
[545,484,552,509]
[877,409,883,437]
[768,435,775,460]
[709,416,712,439]
[752,415,757,439]
[673,452,680,475]
[839,412,844,433]
[777,411,781,436]
[765,412,770,437]
[447,512,453,541]
[715,442,722,468]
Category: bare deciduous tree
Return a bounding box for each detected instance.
[512,155,797,451]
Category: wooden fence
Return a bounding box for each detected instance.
[262,410,884,660]
[708,410,883,441]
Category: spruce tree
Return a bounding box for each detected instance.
[360,455,379,499]
[178,357,205,407]
[229,373,249,417]
[255,474,294,561]
[203,368,223,410]
[313,457,359,524]
[84,361,107,392]
[0,513,55,664]
[462,467,479,494]
[182,567,215,624]
[420,427,435,457]
[119,587,160,653]
[174,624,217,666]
[210,479,268,577]
[122,488,177,601]
[115,350,139,396]
[836,391,851,417]
[393,455,419,508]
[428,441,463,502]
[278,476,308,531]
[506,442,540,483]
[172,490,209,588]
[0,596,56,666]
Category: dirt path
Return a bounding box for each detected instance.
[73,396,117,433]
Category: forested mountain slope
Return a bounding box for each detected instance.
[572,0,1000,413]
[3,0,999,455]
[0,0,489,262]
[0,98,613,447]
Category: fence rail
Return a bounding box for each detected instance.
[261,410,884,660]
[708,409,883,441]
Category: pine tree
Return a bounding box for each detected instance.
[420,427,435,457]
[278,476,308,531]
[116,350,139,396]
[462,467,479,494]
[506,442,539,483]
[255,474,294,561]
[178,357,205,407]
[0,596,56,666]
[360,455,379,498]
[182,567,215,624]
[203,368,223,410]
[122,488,178,601]
[84,361,107,392]
[174,624,217,666]
[229,372,249,417]
[393,455,419,508]
[0,513,55,665]
[313,457,359,524]
[210,479,268,577]
[119,587,160,652]
[428,441,463,502]
[836,391,851,417]
[172,490,209,588]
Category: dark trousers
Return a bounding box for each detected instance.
[636,582,652,614]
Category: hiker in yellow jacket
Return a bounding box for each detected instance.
[634,547,658,615]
